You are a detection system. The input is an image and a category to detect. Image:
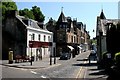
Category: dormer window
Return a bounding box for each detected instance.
[28,20,32,26]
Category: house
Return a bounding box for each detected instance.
[56,11,74,57]
[22,18,53,60]
[96,9,120,67]
[2,10,27,60]
[2,10,53,60]
[46,9,90,57]
[96,9,107,65]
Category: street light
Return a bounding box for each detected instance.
[29,34,33,66]
[50,51,52,65]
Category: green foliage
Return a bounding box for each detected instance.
[114,52,120,67]
[19,6,45,22]
[91,39,97,44]
[102,51,107,59]
[19,8,34,20]
[1,0,13,2]
[0,2,2,22]
[2,0,17,21]
[31,6,45,22]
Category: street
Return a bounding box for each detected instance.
[2,51,107,80]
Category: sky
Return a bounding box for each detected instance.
[13,1,118,39]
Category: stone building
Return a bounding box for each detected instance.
[96,9,120,67]
[2,10,53,60]
[46,10,90,57]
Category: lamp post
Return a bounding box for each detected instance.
[29,34,33,66]
[53,43,56,64]
[50,44,52,65]
[30,43,33,66]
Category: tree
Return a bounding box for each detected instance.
[19,6,45,22]
[19,8,34,20]
[2,0,17,21]
[31,6,45,22]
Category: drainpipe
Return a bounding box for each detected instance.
[99,31,103,68]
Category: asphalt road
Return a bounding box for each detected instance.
[2,51,91,79]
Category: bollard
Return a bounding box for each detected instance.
[8,51,13,64]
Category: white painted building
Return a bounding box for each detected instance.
[17,16,53,61]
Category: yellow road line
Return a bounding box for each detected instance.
[76,66,83,78]
[76,61,87,79]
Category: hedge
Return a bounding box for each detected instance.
[114,52,120,67]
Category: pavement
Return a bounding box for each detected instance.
[84,60,108,79]
[74,56,108,79]
[1,57,61,69]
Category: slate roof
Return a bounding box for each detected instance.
[100,9,106,19]
[57,12,67,23]
[16,15,42,29]
[96,18,120,36]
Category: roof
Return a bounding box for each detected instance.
[16,15,52,33]
[96,19,120,36]
[16,15,41,29]
[57,12,67,23]
[100,9,106,19]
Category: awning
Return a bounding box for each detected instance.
[78,46,82,49]
[67,46,74,51]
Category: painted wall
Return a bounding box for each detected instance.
[26,27,53,61]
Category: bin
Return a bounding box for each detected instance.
[8,51,13,64]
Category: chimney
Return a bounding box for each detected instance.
[7,10,18,17]
[84,24,86,30]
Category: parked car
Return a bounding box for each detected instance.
[60,52,71,60]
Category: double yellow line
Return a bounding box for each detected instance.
[76,60,87,79]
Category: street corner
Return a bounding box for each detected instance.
[17,63,61,70]
[2,63,20,68]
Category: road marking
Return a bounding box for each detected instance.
[8,67,28,71]
[83,61,88,79]
[76,61,87,79]
[76,66,83,78]
[31,71,37,74]
[41,75,47,78]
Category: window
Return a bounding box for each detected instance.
[74,36,76,43]
[60,25,62,28]
[71,36,73,43]
[32,34,35,40]
[38,34,41,41]
[48,36,50,42]
[44,35,46,41]
[59,34,62,40]
[63,25,66,28]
